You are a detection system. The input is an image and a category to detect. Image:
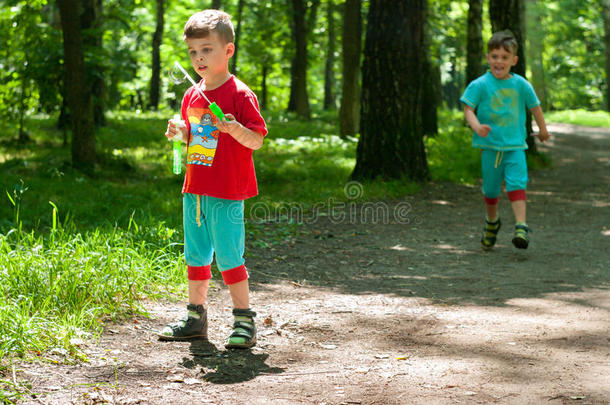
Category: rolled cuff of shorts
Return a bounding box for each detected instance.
[221,264,248,285]
[187,264,212,280]
[507,189,527,202]
[484,196,500,205]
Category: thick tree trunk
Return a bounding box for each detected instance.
[526,0,546,110]
[421,2,438,137]
[339,0,361,137]
[489,0,537,153]
[57,0,96,169]
[352,0,429,181]
[81,0,105,126]
[231,0,244,74]
[149,0,164,110]
[323,0,336,110]
[212,0,221,9]
[287,0,319,119]
[466,0,484,85]
[602,0,610,112]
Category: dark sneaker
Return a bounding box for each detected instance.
[158,304,208,341]
[512,224,530,249]
[481,217,501,250]
[225,308,257,349]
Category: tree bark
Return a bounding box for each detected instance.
[351,0,429,181]
[81,0,105,126]
[212,0,221,9]
[466,0,484,85]
[489,0,537,153]
[339,0,361,137]
[287,0,320,119]
[231,0,245,74]
[323,0,336,110]
[57,0,96,169]
[602,0,610,112]
[149,0,164,110]
[421,2,438,137]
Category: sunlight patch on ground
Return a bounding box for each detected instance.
[388,244,414,251]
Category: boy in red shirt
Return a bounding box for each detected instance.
[159,9,267,349]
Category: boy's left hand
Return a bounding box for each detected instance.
[215,113,242,135]
[532,130,551,142]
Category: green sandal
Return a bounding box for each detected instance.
[158,304,208,341]
[512,223,530,249]
[225,308,257,349]
[481,217,501,250]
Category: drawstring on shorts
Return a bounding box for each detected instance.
[196,194,202,227]
[494,151,504,168]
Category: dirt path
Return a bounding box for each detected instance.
[16,124,610,405]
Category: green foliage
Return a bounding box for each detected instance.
[546,109,610,127]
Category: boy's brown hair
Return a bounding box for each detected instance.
[183,9,234,43]
[487,30,518,54]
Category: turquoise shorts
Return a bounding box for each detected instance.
[481,149,528,199]
[183,193,247,285]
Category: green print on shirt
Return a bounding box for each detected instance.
[490,88,518,127]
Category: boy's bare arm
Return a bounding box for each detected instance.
[530,105,550,142]
[216,113,264,150]
[464,105,491,138]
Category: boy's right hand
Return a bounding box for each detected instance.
[475,124,492,138]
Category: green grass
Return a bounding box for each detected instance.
[546,109,610,127]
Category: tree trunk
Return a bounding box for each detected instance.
[81,0,105,126]
[466,0,484,85]
[57,0,96,169]
[339,0,361,137]
[287,0,320,119]
[352,0,429,181]
[261,62,268,111]
[323,0,336,110]
[231,0,245,74]
[602,0,610,112]
[212,0,221,9]
[421,2,438,137]
[489,0,537,153]
[149,0,164,110]
[526,0,546,110]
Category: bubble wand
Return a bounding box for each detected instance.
[171,61,226,121]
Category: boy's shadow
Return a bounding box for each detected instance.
[181,340,284,384]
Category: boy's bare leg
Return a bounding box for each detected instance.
[228,279,250,309]
[510,200,526,224]
[188,279,210,306]
[486,203,499,221]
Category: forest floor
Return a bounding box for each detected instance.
[15,124,610,405]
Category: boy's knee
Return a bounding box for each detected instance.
[507,189,526,201]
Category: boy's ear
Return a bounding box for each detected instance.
[226,42,235,59]
[512,55,519,66]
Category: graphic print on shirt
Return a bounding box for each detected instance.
[490,88,518,127]
[186,107,220,167]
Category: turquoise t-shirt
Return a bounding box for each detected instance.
[460,71,540,150]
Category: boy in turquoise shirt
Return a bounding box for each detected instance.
[461,30,550,250]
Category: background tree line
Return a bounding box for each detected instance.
[1,0,609,179]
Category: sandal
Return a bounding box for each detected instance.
[225,308,257,349]
[481,217,501,250]
[512,223,530,249]
[158,304,208,341]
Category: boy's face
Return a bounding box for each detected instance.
[186,31,234,84]
[486,47,518,80]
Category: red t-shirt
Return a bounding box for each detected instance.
[180,75,267,200]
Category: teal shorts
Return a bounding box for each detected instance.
[183,193,247,285]
[481,149,528,199]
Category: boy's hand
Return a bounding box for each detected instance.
[215,113,242,135]
[476,124,492,138]
[533,129,551,142]
[165,119,187,142]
